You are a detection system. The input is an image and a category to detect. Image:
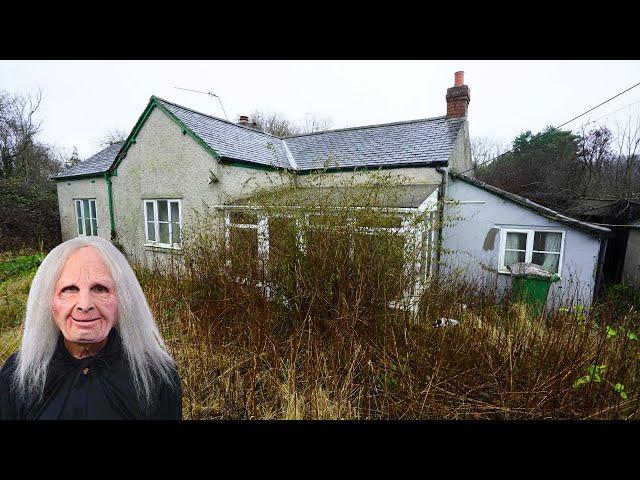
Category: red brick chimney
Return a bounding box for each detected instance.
[238,115,250,126]
[446,71,470,119]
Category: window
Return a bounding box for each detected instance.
[75,199,98,236]
[224,209,267,276]
[144,199,182,248]
[223,206,438,285]
[499,228,564,275]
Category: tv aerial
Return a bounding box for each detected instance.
[174,86,229,121]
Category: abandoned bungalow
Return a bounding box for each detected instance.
[54,72,611,309]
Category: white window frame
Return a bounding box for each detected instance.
[222,205,439,309]
[143,199,182,249]
[74,199,98,236]
[224,209,265,256]
[498,227,565,276]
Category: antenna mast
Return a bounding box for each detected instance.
[174,86,229,121]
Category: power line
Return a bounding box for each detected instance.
[578,97,640,131]
[463,80,640,174]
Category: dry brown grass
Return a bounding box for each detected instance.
[136,187,640,420]
[1,180,638,419]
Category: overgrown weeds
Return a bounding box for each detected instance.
[136,178,640,419]
[0,176,637,419]
[0,250,42,363]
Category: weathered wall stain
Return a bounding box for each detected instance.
[483,227,499,251]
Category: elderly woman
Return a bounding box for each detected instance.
[0,237,181,420]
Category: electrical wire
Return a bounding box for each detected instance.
[577,97,640,131]
[463,80,640,174]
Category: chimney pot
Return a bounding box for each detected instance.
[454,71,465,87]
[446,71,470,119]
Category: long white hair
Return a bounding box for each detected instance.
[14,236,177,405]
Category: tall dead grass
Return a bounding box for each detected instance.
[137,180,639,419]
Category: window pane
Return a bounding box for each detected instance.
[533,231,562,253]
[355,214,403,229]
[532,252,560,273]
[268,217,297,254]
[229,227,259,273]
[146,202,155,221]
[353,232,406,299]
[230,210,258,225]
[146,222,156,241]
[354,233,405,270]
[504,249,525,267]
[75,201,82,219]
[266,217,297,285]
[309,213,345,227]
[91,219,98,236]
[85,218,91,236]
[83,199,90,219]
[506,232,527,250]
[159,222,170,244]
[158,201,168,222]
[90,200,97,219]
[170,202,180,222]
[171,222,181,245]
[77,218,84,235]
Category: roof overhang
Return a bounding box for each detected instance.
[228,184,440,209]
[446,171,612,237]
[53,172,107,182]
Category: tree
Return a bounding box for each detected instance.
[300,113,333,134]
[475,118,640,218]
[64,146,82,170]
[470,136,509,172]
[0,89,43,178]
[0,88,63,249]
[613,110,640,196]
[98,128,128,148]
[476,126,582,211]
[576,125,614,196]
[249,111,333,137]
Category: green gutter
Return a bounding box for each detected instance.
[152,98,222,161]
[219,157,288,172]
[54,172,106,182]
[112,96,222,173]
[104,172,116,240]
[295,162,447,175]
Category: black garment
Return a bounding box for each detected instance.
[0,328,182,420]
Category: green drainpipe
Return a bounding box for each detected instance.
[104,172,116,240]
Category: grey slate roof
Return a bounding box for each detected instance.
[56,97,466,179]
[55,142,123,179]
[450,172,612,236]
[157,97,465,171]
[156,98,291,169]
[285,117,465,171]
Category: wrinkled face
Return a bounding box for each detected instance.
[51,246,119,345]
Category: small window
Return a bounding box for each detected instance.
[230,210,258,225]
[144,199,182,248]
[75,199,98,236]
[499,228,565,275]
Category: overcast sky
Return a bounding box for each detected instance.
[2,60,640,160]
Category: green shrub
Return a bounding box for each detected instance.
[0,177,61,251]
[599,283,640,328]
[0,252,45,284]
